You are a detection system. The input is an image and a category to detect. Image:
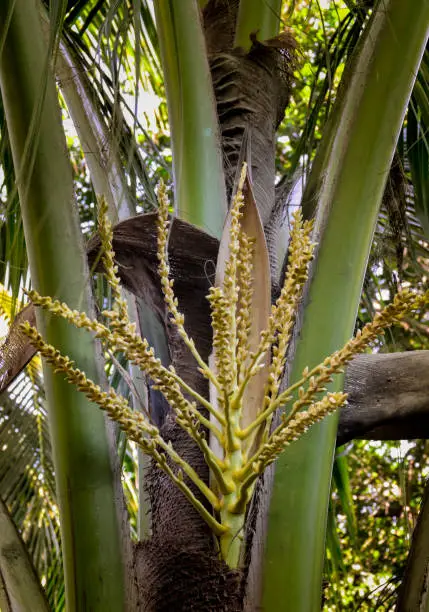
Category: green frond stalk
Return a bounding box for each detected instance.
[39,4,156,219]
[154,0,227,238]
[234,0,283,51]
[263,1,429,609]
[39,3,166,539]
[0,0,125,608]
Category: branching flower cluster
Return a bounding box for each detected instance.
[21,169,429,568]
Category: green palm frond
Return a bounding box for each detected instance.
[60,0,168,206]
[281,3,429,352]
[0,283,62,607]
[1,0,168,305]
[0,370,63,610]
[0,100,29,305]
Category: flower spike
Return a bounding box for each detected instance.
[21,169,429,569]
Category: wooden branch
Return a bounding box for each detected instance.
[339,350,429,446]
[0,305,36,393]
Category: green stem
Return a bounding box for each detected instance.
[157,437,220,510]
[234,0,283,51]
[262,2,429,610]
[219,398,247,567]
[168,363,224,421]
[219,495,246,568]
[219,451,246,567]
[40,5,163,540]
[0,1,124,609]
[154,0,227,238]
[154,449,226,536]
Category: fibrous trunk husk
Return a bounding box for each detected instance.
[204,1,295,285]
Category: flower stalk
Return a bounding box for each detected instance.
[21,169,429,568]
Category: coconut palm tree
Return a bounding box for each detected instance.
[0,0,428,610]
